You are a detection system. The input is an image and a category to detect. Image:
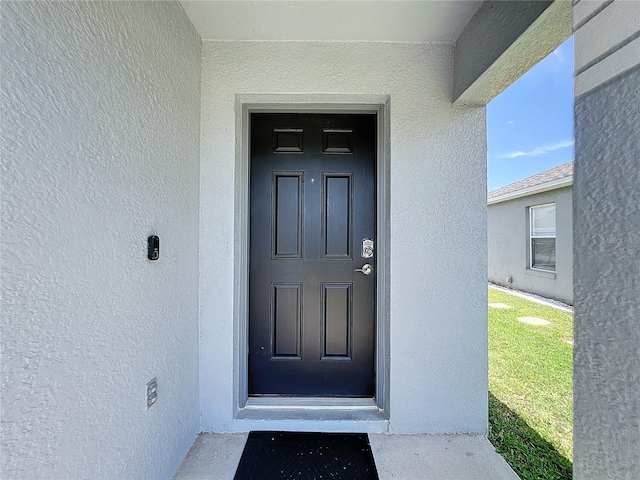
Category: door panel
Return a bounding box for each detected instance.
[323,174,353,259]
[272,283,302,358]
[273,173,303,258]
[322,283,352,358]
[249,113,376,396]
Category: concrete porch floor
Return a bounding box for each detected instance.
[173,432,520,480]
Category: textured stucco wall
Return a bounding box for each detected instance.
[488,187,573,304]
[199,41,487,434]
[574,66,640,479]
[573,1,640,476]
[1,2,201,478]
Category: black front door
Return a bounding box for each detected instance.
[249,113,376,396]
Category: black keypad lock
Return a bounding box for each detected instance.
[148,235,159,261]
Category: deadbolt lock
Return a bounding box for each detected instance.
[361,238,374,258]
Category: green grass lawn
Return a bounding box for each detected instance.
[488,287,573,480]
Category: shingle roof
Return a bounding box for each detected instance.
[488,161,573,200]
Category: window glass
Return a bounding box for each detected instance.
[531,204,556,237]
[530,203,556,272]
[532,238,556,270]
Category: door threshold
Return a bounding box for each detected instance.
[246,397,378,410]
[235,397,389,432]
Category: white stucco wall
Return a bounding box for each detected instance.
[199,41,487,434]
[488,187,573,304]
[1,2,201,478]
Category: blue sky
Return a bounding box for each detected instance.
[487,36,574,192]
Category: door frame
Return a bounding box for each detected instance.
[233,94,390,418]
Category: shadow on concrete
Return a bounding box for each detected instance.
[488,392,572,480]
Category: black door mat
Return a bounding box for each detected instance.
[234,431,379,480]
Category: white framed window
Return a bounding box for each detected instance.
[529,203,556,272]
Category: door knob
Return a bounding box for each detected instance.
[355,264,373,275]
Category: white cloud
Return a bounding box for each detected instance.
[507,120,514,125]
[551,46,565,63]
[500,139,574,159]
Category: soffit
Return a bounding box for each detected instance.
[180,1,482,43]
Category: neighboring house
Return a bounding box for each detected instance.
[488,162,573,304]
[2,1,638,479]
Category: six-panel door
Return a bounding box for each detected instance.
[249,113,376,396]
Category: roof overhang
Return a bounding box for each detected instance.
[453,0,572,105]
[487,176,573,205]
[180,1,572,107]
[180,1,482,43]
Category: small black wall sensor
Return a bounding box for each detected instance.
[148,235,159,261]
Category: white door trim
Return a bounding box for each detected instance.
[233,94,390,425]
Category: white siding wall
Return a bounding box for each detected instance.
[1,2,202,478]
[199,41,488,434]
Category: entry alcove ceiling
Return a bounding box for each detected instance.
[180,0,483,43]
